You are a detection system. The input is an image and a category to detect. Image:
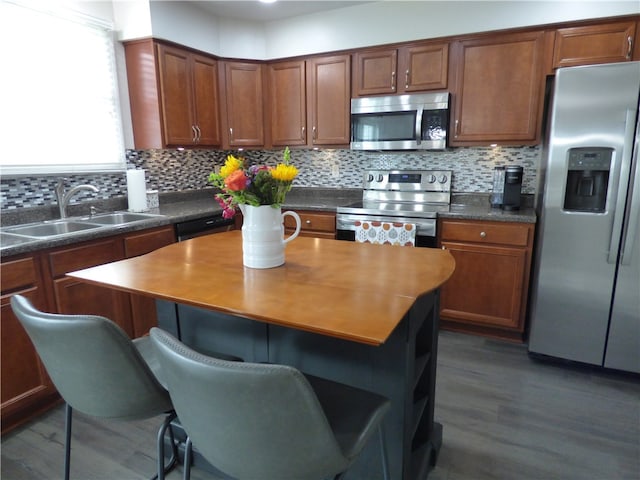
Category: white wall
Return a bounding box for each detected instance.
[264,1,640,58]
[125,1,639,60]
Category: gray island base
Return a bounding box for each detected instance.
[157,290,442,480]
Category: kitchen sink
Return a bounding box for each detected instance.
[84,212,164,225]
[0,232,36,247]
[4,220,102,238]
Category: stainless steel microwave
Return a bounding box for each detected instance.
[350,92,449,151]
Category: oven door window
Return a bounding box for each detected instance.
[351,111,417,142]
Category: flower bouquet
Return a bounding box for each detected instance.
[208,147,298,219]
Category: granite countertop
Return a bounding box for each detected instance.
[0,188,535,258]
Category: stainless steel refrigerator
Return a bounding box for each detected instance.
[528,61,640,374]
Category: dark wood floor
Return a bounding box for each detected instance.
[2,331,639,479]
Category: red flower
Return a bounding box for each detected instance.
[224,170,248,191]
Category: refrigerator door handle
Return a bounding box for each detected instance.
[619,112,640,266]
[608,109,637,264]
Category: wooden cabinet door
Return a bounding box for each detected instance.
[450,30,547,145]
[439,242,527,330]
[48,239,133,336]
[192,53,222,146]
[307,55,351,146]
[352,48,397,96]
[553,21,637,68]
[157,44,196,146]
[1,256,57,434]
[224,62,265,147]
[124,226,176,337]
[399,42,449,92]
[284,210,336,239]
[268,60,307,146]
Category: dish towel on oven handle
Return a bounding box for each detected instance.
[354,221,416,246]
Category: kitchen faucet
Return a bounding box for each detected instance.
[55,179,100,219]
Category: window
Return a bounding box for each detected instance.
[0,0,126,175]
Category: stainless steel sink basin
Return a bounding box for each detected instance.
[0,232,36,248]
[84,212,163,225]
[4,221,101,238]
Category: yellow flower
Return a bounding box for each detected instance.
[219,154,243,178]
[271,163,298,182]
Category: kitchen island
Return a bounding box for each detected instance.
[68,231,455,480]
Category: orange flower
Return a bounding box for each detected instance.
[224,170,248,191]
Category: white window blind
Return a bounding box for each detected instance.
[0,0,126,175]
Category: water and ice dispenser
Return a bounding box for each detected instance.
[563,147,612,213]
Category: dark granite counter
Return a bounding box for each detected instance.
[0,188,535,258]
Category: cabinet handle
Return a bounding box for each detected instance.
[229,127,233,140]
[455,119,460,138]
[391,71,396,91]
[195,125,202,143]
[627,36,633,60]
[191,125,197,143]
[405,69,410,89]
[480,231,487,238]
[312,126,317,141]
[301,126,305,139]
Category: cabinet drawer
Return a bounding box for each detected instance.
[124,226,175,258]
[49,239,123,277]
[284,211,336,233]
[1,257,38,292]
[440,220,531,247]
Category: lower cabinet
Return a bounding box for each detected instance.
[437,219,535,341]
[0,224,176,433]
[284,209,336,239]
[1,254,58,434]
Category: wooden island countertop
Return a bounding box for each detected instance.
[67,231,455,345]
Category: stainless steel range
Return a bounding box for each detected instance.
[336,169,452,247]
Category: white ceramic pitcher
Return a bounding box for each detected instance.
[239,205,301,269]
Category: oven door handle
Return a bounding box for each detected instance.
[415,107,423,145]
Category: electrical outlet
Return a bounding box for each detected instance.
[331,164,339,178]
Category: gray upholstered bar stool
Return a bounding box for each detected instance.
[149,326,391,480]
[10,295,178,480]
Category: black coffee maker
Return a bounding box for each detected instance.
[502,166,523,211]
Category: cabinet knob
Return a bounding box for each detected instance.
[480,231,487,238]
[305,220,312,225]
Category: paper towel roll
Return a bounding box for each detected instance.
[126,169,148,212]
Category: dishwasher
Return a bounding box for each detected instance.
[174,214,235,241]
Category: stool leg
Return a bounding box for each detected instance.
[153,411,177,480]
[64,404,72,480]
[379,425,390,480]
[183,436,193,480]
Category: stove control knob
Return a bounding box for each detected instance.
[438,174,448,184]
[367,174,374,182]
[377,174,384,182]
[427,174,437,183]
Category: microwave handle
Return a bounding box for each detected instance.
[415,108,423,145]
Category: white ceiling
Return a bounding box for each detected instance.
[188,1,373,22]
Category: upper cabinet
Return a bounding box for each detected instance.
[124,39,221,149]
[267,54,351,147]
[221,61,265,148]
[268,60,307,146]
[306,54,351,146]
[157,44,221,147]
[552,19,638,69]
[352,41,448,96]
[450,30,549,146]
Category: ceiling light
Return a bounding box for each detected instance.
[259,0,277,4]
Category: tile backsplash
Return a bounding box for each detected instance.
[1,146,540,210]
